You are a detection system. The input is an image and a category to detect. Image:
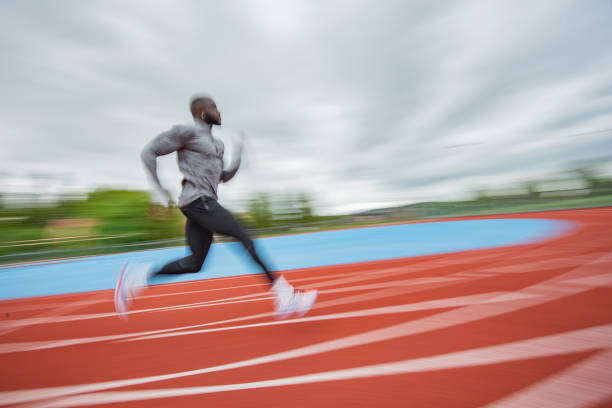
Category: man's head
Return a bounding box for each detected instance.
[190,94,221,126]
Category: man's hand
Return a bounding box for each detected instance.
[220,131,245,183]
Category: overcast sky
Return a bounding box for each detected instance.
[1,0,611,214]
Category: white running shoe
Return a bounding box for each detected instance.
[271,275,317,319]
[295,289,318,317]
[114,261,152,319]
[271,275,295,319]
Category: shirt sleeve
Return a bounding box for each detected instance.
[141,125,191,195]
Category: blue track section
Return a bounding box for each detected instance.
[0,218,571,300]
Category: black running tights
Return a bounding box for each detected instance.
[153,196,276,284]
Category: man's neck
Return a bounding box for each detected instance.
[194,118,213,132]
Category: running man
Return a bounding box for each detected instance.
[114,95,317,319]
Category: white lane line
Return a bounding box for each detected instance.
[121,291,535,342]
[0,294,108,337]
[125,248,490,292]
[111,257,610,328]
[297,257,472,290]
[0,299,107,314]
[485,349,612,408]
[4,251,608,406]
[452,272,498,278]
[2,264,398,327]
[3,253,608,406]
[561,273,612,288]
[137,269,363,300]
[125,260,612,345]
[137,283,266,299]
[0,293,266,329]
[3,253,608,354]
[21,324,612,408]
[0,289,559,406]
[0,275,475,355]
[0,272,464,329]
[0,250,510,329]
[481,254,603,274]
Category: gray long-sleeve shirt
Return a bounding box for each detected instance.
[141,119,226,208]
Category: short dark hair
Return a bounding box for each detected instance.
[190,94,214,117]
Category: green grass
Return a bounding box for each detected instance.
[2,197,611,266]
[448,195,612,217]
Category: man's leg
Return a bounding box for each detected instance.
[153,218,213,276]
[182,197,276,284]
[114,212,214,316]
[181,197,316,319]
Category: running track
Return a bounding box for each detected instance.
[1,208,611,407]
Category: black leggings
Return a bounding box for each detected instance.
[153,196,276,284]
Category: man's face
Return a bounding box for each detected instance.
[203,100,222,125]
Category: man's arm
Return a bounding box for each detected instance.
[220,133,244,183]
[220,155,241,182]
[141,125,189,202]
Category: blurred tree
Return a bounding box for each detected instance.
[524,181,540,200]
[247,192,274,227]
[474,190,490,202]
[297,193,314,222]
[146,204,185,240]
[84,189,151,241]
[569,159,612,195]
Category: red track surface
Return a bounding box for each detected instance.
[1,208,611,407]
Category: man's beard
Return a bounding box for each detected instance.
[205,113,221,125]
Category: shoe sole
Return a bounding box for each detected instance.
[274,304,294,320]
[295,290,318,318]
[114,262,128,319]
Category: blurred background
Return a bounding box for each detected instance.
[1,0,611,265]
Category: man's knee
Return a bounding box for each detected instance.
[183,257,204,273]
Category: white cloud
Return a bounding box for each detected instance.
[0,0,611,214]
